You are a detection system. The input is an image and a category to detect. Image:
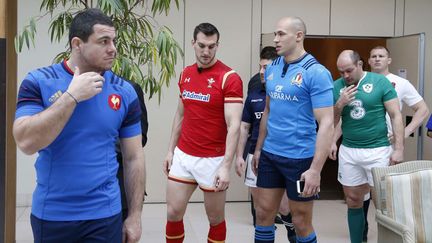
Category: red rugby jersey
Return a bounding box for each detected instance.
[177,60,243,157]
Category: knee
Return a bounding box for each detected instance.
[345,194,364,208]
[167,203,185,221]
[207,212,224,226]
[292,212,311,233]
[255,202,278,221]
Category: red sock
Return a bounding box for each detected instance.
[208,220,226,243]
[166,220,185,243]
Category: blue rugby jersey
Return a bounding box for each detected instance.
[263,54,333,159]
[15,61,142,220]
[242,87,266,154]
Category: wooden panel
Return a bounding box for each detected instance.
[331,0,395,37]
[0,0,5,37]
[3,0,17,242]
[304,37,386,79]
[387,35,422,161]
[262,0,331,35]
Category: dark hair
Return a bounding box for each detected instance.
[69,8,114,49]
[260,46,278,61]
[193,23,220,42]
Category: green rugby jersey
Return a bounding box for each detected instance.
[333,72,397,148]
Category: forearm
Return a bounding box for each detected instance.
[222,120,241,168]
[236,124,250,158]
[391,112,405,151]
[13,93,77,154]
[332,121,342,144]
[333,103,343,126]
[405,105,429,137]
[124,150,145,217]
[310,118,334,172]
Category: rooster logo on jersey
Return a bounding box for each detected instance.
[109,94,121,111]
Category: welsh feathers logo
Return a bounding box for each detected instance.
[108,94,122,111]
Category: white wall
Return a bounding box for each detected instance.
[16,0,432,205]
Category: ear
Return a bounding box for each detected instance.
[191,39,195,46]
[70,37,82,50]
[296,31,305,42]
[387,57,392,65]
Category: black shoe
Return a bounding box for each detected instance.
[288,236,297,243]
[280,213,296,243]
[274,215,283,224]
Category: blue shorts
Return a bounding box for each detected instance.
[256,150,316,201]
[31,213,122,243]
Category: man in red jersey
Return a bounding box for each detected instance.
[163,23,243,243]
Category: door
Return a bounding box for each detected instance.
[386,34,426,160]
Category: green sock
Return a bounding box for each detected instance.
[347,208,365,243]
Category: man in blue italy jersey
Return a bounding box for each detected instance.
[13,8,145,243]
[252,16,334,243]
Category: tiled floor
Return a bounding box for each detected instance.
[15,200,377,242]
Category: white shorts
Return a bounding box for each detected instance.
[168,147,224,192]
[338,145,392,187]
[244,153,257,187]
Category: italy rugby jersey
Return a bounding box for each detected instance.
[177,60,243,157]
[263,54,333,159]
[15,61,142,220]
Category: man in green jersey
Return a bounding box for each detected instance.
[333,50,404,243]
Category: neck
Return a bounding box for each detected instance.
[67,55,101,74]
[371,67,390,76]
[284,47,306,63]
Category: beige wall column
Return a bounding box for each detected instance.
[1,0,17,242]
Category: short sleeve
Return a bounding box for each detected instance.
[241,95,253,123]
[307,65,334,109]
[222,71,243,103]
[381,77,398,102]
[400,81,423,107]
[15,73,45,119]
[119,83,142,138]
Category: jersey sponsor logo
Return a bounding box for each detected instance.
[49,90,63,103]
[349,99,365,120]
[362,83,373,93]
[291,73,303,87]
[108,94,122,111]
[269,85,299,102]
[207,78,215,88]
[182,90,210,102]
[254,111,263,119]
[275,85,283,92]
[251,98,263,103]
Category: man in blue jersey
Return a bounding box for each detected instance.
[235,46,296,242]
[252,17,334,243]
[13,8,145,243]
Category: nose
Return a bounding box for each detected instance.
[343,73,350,80]
[273,35,279,43]
[108,41,116,53]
